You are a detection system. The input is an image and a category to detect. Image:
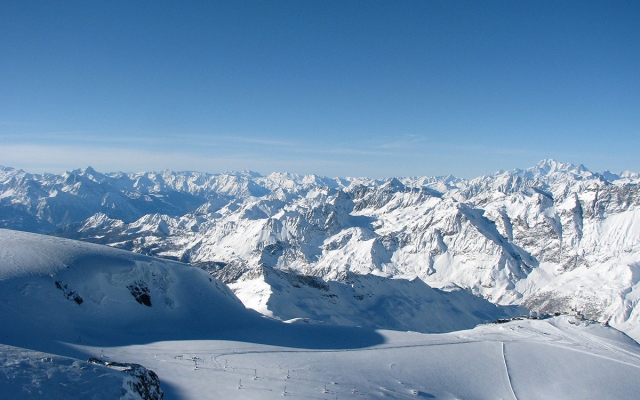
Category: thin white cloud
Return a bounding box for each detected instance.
[0,143,380,176]
[0,131,301,149]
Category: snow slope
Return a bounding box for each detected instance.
[0,344,156,400]
[229,265,523,333]
[0,344,163,400]
[0,229,384,353]
[71,317,640,400]
[2,230,640,399]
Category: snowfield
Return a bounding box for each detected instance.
[85,317,640,400]
[2,229,640,399]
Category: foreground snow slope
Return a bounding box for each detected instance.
[1,230,640,399]
[75,317,640,400]
[0,344,162,400]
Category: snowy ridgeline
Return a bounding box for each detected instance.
[1,159,640,339]
[2,230,640,399]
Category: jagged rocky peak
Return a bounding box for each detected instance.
[0,165,27,179]
[382,177,405,192]
[77,166,108,182]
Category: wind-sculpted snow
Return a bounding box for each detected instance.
[2,160,640,338]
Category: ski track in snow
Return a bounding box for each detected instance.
[501,342,518,400]
[559,324,640,366]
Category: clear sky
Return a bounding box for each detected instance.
[1,1,639,178]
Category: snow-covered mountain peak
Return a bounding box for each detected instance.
[533,158,586,173]
[512,159,593,185]
[242,169,263,177]
[381,177,406,192]
[75,166,107,182]
[0,165,23,177]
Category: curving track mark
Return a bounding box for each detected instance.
[501,342,519,400]
[562,324,640,364]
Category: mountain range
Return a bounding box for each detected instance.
[1,159,639,339]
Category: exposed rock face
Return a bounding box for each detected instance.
[55,280,84,304]
[127,280,152,307]
[1,160,640,335]
[88,358,163,400]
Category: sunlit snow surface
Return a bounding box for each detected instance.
[1,229,640,399]
[77,317,640,400]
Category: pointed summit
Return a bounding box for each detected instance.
[80,166,107,183]
[383,177,405,192]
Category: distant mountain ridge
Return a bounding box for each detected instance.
[1,160,640,339]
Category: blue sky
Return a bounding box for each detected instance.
[1,1,639,178]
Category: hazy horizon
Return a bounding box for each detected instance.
[2,1,639,179]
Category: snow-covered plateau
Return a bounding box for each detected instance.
[1,159,640,340]
[2,229,640,399]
